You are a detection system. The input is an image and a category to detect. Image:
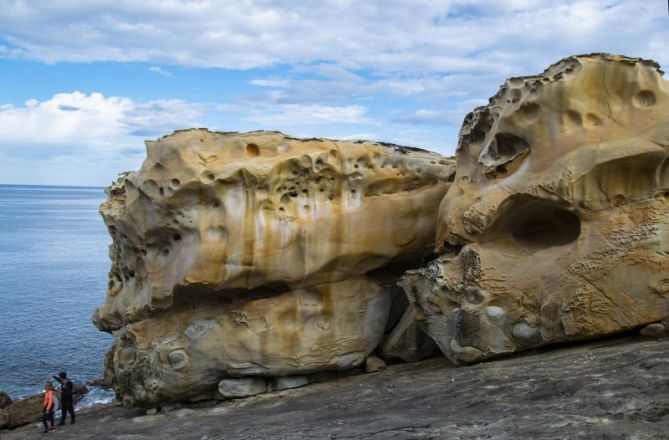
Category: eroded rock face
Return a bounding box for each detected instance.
[95,130,454,405]
[401,54,669,364]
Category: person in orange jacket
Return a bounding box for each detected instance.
[42,381,57,433]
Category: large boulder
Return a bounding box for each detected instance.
[401,54,669,364]
[95,130,455,405]
[4,394,41,429]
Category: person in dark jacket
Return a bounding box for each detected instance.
[52,371,75,425]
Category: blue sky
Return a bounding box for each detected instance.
[0,0,667,186]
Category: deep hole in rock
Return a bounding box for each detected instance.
[170,282,292,310]
[440,243,463,256]
[495,133,529,158]
[513,207,580,248]
[246,143,260,156]
[479,133,530,179]
[483,196,581,249]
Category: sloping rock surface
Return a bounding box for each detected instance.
[401,54,669,364]
[0,386,87,430]
[3,336,669,439]
[94,130,454,405]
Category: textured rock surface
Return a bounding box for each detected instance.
[272,375,309,391]
[401,54,669,364]
[0,392,11,409]
[217,378,267,398]
[641,322,669,338]
[364,356,387,373]
[4,336,669,439]
[380,307,439,362]
[94,130,455,405]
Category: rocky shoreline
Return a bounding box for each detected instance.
[0,385,90,431]
[2,334,668,439]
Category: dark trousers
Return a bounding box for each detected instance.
[60,398,75,424]
[42,410,54,430]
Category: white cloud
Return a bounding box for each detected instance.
[0,91,384,184]
[0,0,665,74]
[1,1,667,144]
[243,103,373,127]
[0,91,205,151]
[1,0,667,185]
[249,78,292,88]
[148,66,172,77]
[0,91,209,185]
[393,109,454,126]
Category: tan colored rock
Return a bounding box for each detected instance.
[364,356,387,373]
[218,378,267,399]
[640,323,669,338]
[106,277,390,405]
[401,54,669,364]
[95,130,454,405]
[94,130,453,331]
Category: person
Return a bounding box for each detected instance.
[52,371,75,425]
[42,381,57,433]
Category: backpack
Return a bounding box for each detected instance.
[52,393,60,412]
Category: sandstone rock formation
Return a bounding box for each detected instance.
[401,54,669,364]
[94,130,454,405]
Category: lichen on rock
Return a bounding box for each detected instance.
[401,54,669,364]
[94,130,455,405]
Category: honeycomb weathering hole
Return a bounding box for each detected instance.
[480,133,530,179]
[632,90,656,108]
[495,133,529,158]
[479,133,529,164]
[519,103,540,123]
[246,143,260,156]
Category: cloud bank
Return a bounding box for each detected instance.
[0,0,667,185]
[1,1,666,72]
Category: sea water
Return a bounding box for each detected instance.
[0,185,115,406]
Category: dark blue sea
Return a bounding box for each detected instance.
[0,185,115,405]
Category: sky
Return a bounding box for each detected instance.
[0,0,667,186]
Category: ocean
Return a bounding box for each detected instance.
[0,184,115,406]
